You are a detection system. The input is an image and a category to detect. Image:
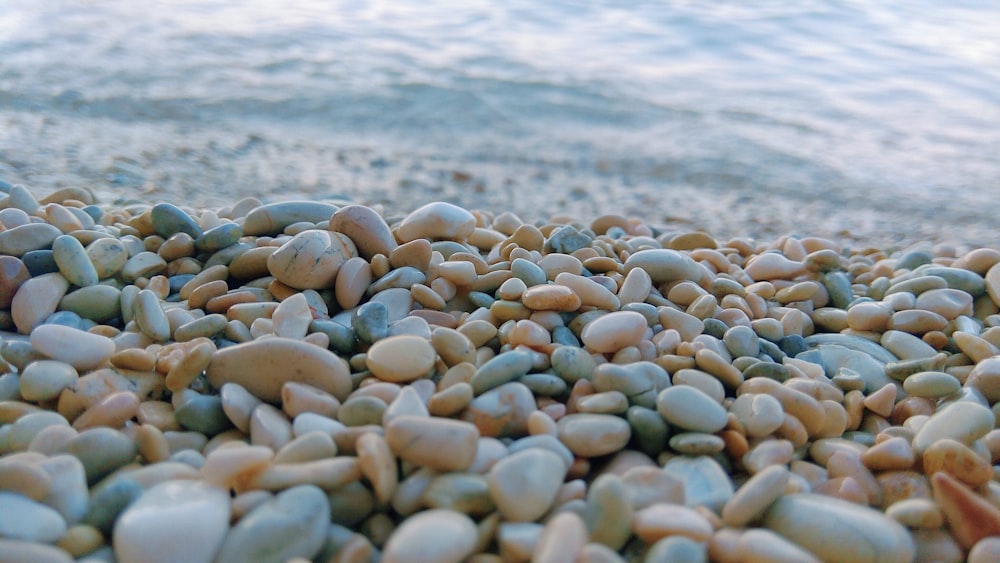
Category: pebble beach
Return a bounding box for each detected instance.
[2,182,1000,562]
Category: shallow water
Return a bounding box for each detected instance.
[1,0,999,244]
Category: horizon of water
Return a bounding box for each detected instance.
[1,0,999,242]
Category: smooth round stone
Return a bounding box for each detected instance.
[121,251,167,282]
[131,289,170,343]
[915,288,974,319]
[19,360,78,402]
[30,324,115,371]
[207,337,353,402]
[0,222,61,257]
[422,473,493,515]
[488,448,566,522]
[662,456,734,512]
[151,202,203,238]
[3,411,70,453]
[52,234,98,288]
[889,309,948,334]
[521,284,583,312]
[382,509,478,563]
[329,204,398,259]
[369,266,426,294]
[11,272,70,334]
[723,325,759,358]
[912,401,994,455]
[242,201,339,236]
[0,256,30,308]
[86,237,129,279]
[0,491,67,543]
[216,484,329,563]
[582,473,633,550]
[550,346,597,384]
[902,371,961,399]
[742,361,790,382]
[396,202,476,243]
[923,438,993,487]
[59,285,122,322]
[656,385,727,433]
[624,249,701,283]
[114,480,229,563]
[730,393,784,438]
[470,350,533,395]
[271,293,311,339]
[366,335,436,383]
[57,427,138,484]
[461,381,537,438]
[556,413,631,457]
[880,330,937,360]
[267,229,357,290]
[632,503,713,544]
[581,311,648,354]
[920,266,986,296]
[385,415,480,472]
[967,357,1000,403]
[763,494,916,563]
[194,223,242,252]
[722,464,790,527]
[21,249,58,276]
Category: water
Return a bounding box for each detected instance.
[2,0,999,243]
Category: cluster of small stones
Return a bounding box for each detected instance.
[4,182,1000,563]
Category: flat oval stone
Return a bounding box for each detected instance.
[0,223,61,257]
[19,360,78,402]
[902,371,960,399]
[487,448,566,522]
[86,237,129,279]
[471,350,533,395]
[30,324,115,371]
[656,385,727,433]
[763,493,916,563]
[11,272,70,334]
[52,234,98,287]
[581,311,648,354]
[556,413,631,457]
[267,230,357,290]
[385,415,480,472]
[912,401,994,455]
[215,484,330,563]
[382,509,478,563]
[329,204,398,259]
[195,223,242,253]
[624,249,701,284]
[151,202,203,238]
[0,491,67,543]
[396,202,476,242]
[207,337,353,402]
[113,480,229,563]
[242,201,339,236]
[366,335,436,383]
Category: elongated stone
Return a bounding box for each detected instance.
[11,272,69,334]
[52,234,98,287]
[30,324,115,371]
[382,509,478,563]
[215,484,330,563]
[242,201,339,236]
[0,223,61,257]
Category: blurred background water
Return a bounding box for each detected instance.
[1,0,998,243]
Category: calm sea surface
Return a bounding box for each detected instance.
[1,0,998,239]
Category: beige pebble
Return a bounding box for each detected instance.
[888,309,948,334]
[428,382,474,417]
[487,448,566,522]
[915,288,973,319]
[0,456,53,501]
[532,511,587,563]
[281,381,341,419]
[250,403,294,451]
[722,464,789,527]
[250,457,361,491]
[911,401,994,455]
[954,331,1000,363]
[385,415,479,471]
[267,229,357,290]
[366,335,436,383]
[382,509,478,563]
[923,438,993,487]
[553,272,619,310]
[736,528,821,563]
[207,337,353,402]
[164,341,214,392]
[70,390,139,431]
[657,385,727,433]
[273,431,337,464]
[356,432,397,504]
[557,413,631,457]
[397,202,476,243]
[885,498,944,529]
[860,436,915,471]
[271,292,312,339]
[632,503,713,544]
[11,272,70,334]
[329,204,398,259]
[580,311,647,354]
[335,257,372,310]
[744,253,805,280]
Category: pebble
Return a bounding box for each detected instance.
[113,480,230,563]
[632,503,713,544]
[0,490,68,543]
[11,272,69,334]
[29,324,115,371]
[662,455,734,512]
[462,381,537,438]
[242,201,339,236]
[487,448,566,521]
[266,229,357,290]
[207,337,353,402]
[385,415,480,471]
[382,509,478,563]
[656,385,727,433]
[763,494,915,563]
[215,484,330,563]
[911,400,994,455]
[397,201,476,242]
[557,413,631,457]
[366,335,437,383]
[931,471,1000,549]
[580,311,648,354]
[51,234,99,287]
[624,249,701,283]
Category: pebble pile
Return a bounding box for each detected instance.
[2,183,1000,562]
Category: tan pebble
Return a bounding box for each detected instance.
[365,335,436,383]
[273,431,337,464]
[267,230,357,290]
[487,448,566,521]
[187,279,228,310]
[250,403,293,451]
[532,512,587,563]
[827,450,881,505]
[11,272,70,334]
[657,306,704,342]
[744,439,795,474]
[553,272,619,310]
[954,331,1000,363]
[335,257,372,310]
[250,457,361,491]
[729,393,784,438]
[736,528,821,563]
[923,438,993,487]
[968,357,1000,403]
[861,436,914,471]
[397,202,476,243]
[889,309,948,334]
[694,348,744,390]
[632,503,713,544]
[56,524,104,558]
[281,382,340,419]
[411,283,446,310]
[71,391,139,430]
[329,205,398,260]
[381,509,478,563]
[537,253,584,280]
[744,253,805,280]
[911,401,994,455]
[164,341,214,392]
[931,471,1000,549]
[722,464,790,527]
[862,383,897,418]
[580,311,647,354]
[0,457,53,500]
[428,383,474,417]
[902,370,960,399]
[915,288,974,319]
[556,413,630,457]
[207,337,353,402]
[385,415,479,471]
[356,432,398,504]
[521,284,583,312]
[885,498,943,529]
[846,301,893,332]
